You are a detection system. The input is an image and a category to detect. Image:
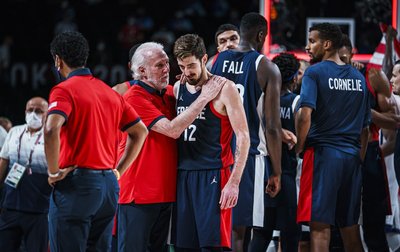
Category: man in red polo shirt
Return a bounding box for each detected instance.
[44,31,148,252]
[117,42,226,252]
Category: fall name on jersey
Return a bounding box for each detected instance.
[222,60,244,74]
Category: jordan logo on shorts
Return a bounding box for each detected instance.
[211,176,217,184]
[179,95,184,101]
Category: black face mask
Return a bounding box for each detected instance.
[55,66,66,83]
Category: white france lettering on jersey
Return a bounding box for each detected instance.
[328,78,363,92]
[176,106,206,120]
[222,60,244,74]
[280,106,291,119]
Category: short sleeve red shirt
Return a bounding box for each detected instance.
[48,68,140,169]
[118,80,177,204]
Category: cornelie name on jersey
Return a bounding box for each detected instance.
[328,77,363,92]
[176,106,207,120]
[222,60,244,74]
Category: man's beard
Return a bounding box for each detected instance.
[309,52,323,64]
[309,56,321,64]
[186,68,204,86]
[148,76,168,89]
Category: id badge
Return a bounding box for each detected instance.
[5,163,27,188]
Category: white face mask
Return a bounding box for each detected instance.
[25,112,43,129]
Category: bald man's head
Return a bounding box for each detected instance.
[26,97,48,111]
[25,97,48,130]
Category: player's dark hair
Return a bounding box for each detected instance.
[173,34,206,60]
[272,53,300,90]
[309,23,343,50]
[341,34,352,52]
[50,31,89,68]
[240,12,267,36]
[215,24,239,45]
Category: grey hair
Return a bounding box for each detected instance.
[130,42,165,80]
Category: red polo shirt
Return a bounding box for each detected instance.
[118,80,177,204]
[48,68,140,169]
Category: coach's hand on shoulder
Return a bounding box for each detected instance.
[266,174,281,198]
[48,165,77,186]
[200,75,227,101]
[219,182,239,210]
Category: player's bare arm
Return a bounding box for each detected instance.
[369,68,391,98]
[295,106,312,155]
[371,109,400,129]
[216,79,250,210]
[382,25,397,80]
[44,114,76,185]
[381,129,397,157]
[258,57,282,197]
[112,82,129,95]
[152,75,226,139]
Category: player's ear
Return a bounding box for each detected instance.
[139,66,145,75]
[54,55,60,68]
[257,30,265,43]
[324,40,332,50]
[201,54,208,65]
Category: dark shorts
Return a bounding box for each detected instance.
[265,157,297,208]
[297,146,361,227]
[171,168,231,249]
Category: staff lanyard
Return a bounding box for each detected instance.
[17,128,42,167]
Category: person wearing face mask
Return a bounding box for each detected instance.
[0,97,51,252]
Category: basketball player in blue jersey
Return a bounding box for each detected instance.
[211,12,282,252]
[296,23,370,251]
[249,53,301,252]
[206,24,240,71]
[171,34,250,252]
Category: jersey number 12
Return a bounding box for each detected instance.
[183,124,197,141]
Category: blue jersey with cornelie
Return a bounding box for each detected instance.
[298,60,371,156]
